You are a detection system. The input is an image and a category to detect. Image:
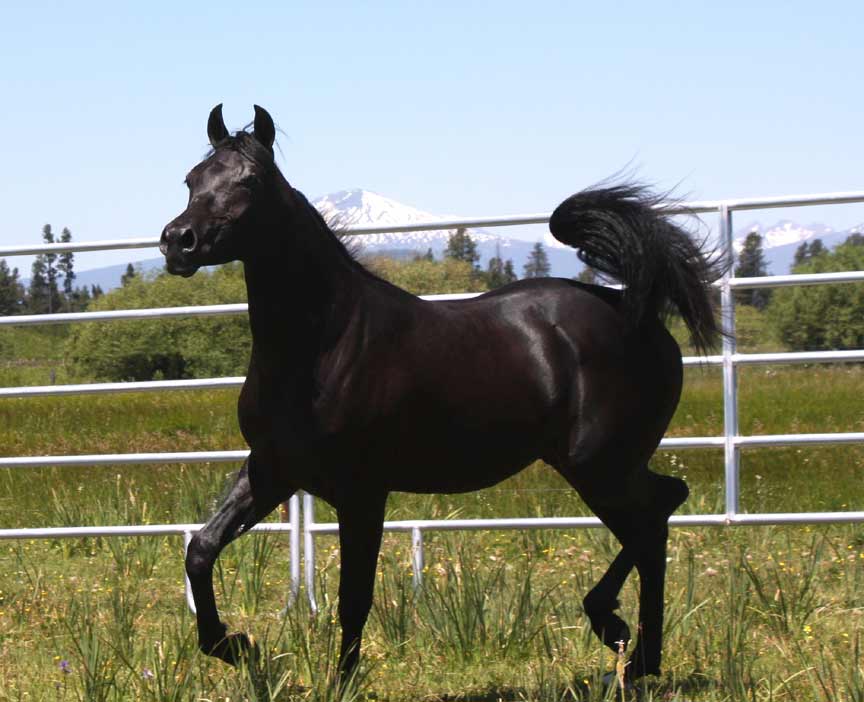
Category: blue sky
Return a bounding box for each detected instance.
[1,0,862,274]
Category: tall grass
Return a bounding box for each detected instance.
[0,339,863,698]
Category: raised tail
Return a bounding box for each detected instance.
[549,183,727,355]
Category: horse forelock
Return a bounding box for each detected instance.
[203,131,276,172]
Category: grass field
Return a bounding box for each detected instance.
[0,327,863,700]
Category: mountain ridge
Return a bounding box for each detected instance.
[65,189,862,290]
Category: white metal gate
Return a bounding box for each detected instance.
[1,189,863,610]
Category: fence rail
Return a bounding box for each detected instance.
[1,188,863,610]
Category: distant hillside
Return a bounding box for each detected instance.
[73,258,165,292]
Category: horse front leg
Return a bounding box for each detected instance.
[185,458,291,665]
[335,492,387,684]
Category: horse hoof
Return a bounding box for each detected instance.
[210,631,258,666]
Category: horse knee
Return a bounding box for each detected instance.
[583,588,619,619]
[185,534,215,581]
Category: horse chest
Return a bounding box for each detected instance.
[237,374,311,449]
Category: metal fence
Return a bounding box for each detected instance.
[1,190,863,611]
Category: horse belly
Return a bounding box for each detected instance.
[364,410,552,494]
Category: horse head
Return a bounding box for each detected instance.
[160,104,278,277]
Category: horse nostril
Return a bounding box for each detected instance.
[180,228,198,253]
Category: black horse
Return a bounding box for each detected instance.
[160,105,723,683]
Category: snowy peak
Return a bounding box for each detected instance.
[734,220,835,252]
[312,188,507,250]
[315,189,442,229]
[310,188,583,277]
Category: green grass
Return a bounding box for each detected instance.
[1,333,863,699]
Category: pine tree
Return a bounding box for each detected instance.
[793,239,826,269]
[808,239,826,258]
[121,263,137,287]
[91,284,104,300]
[792,242,809,268]
[484,244,518,289]
[68,285,92,312]
[40,224,61,314]
[735,231,771,310]
[57,227,76,309]
[522,242,551,278]
[444,228,480,270]
[503,260,516,283]
[28,257,50,314]
[0,260,25,315]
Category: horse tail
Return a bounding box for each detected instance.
[549,182,727,355]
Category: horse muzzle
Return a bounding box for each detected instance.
[160,224,201,276]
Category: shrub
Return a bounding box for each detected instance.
[768,240,864,351]
[366,256,487,296]
[64,264,250,381]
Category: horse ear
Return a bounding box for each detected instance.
[207,104,229,147]
[252,105,276,151]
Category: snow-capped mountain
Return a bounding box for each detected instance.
[68,189,862,291]
[315,189,519,250]
[734,219,861,274]
[312,189,582,276]
[734,220,835,251]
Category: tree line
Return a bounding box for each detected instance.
[0,225,104,316]
[16,222,864,383]
[735,229,864,350]
[438,227,551,286]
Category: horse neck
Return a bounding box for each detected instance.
[242,190,364,364]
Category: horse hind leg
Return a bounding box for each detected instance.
[622,470,688,679]
[557,461,688,680]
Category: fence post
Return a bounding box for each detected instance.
[288,493,301,606]
[183,530,196,614]
[303,492,319,613]
[719,203,740,522]
[411,526,424,590]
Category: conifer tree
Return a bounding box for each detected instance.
[57,227,76,308]
[522,242,551,278]
[793,239,827,269]
[121,263,137,287]
[0,260,25,315]
[40,224,61,314]
[444,228,480,270]
[735,231,771,310]
[793,242,808,268]
[808,239,827,258]
[28,257,50,313]
[485,244,518,289]
[503,259,516,283]
[68,284,92,312]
